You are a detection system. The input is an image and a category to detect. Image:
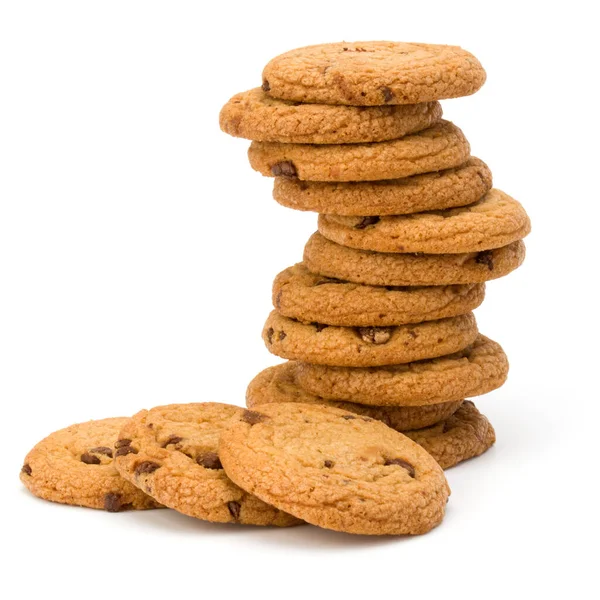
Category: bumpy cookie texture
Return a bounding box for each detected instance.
[219,88,442,144]
[318,189,531,254]
[219,402,450,535]
[263,310,478,367]
[247,362,463,431]
[273,263,485,326]
[248,121,470,182]
[405,401,495,469]
[297,335,508,406]
[304,233,526,286]
[113,403,300,526]
[273,158,492,215]
[20,418,160,512]
[262,41,486,105]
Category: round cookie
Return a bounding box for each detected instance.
[20,417,160,512]
[219,402,450,535]
[273,157,492,215]
[263,311,478,367]
[404,401,495,469]
[304,232,526,286]
[247,362,463,431]
[273,263,485,326]
[248,120,470,182]
[113,403,300,527]
[219,88,442,144]
[318,189,531,254]
[261,41,486,106]
[296,334,508,406]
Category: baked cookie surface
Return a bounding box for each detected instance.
[247,362,463,431]
[263,310,478,367]
[273,157,492,215]
[296,334,508,406]
[304,233,526,286]
[219,402,450,535]
[20,417,160,512]
[220,88,442,144]
[261,41,486,105]
[113,403,300,526]
[248,120,470,182]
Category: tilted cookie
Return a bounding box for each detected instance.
[219,88,442,144]
[273,263,485,326]
[248,120,470,182]
[273,157,492,215]
[247,362,463,431]
[113,403,300,526]
[404,401,495,469]
[296,334,508,406]
[261,41,486,105]
[304,232,526,286]
[219,402,450,535]
[20,418,160,512]
[263,310,478,367]
[318,189,531,254]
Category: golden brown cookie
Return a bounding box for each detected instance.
[318,189,531,254]
[273,263,485,326]
[263,310,478,367]
[247,362,463,431]
[248,120,470,182]
[219,402,450,535]
[219,88,442,144]
[113,403,300,526]
[273,158,492,215]
[20,418,160,512]
[404,401,495,469]
[296,335,508,406]
[261,41,486,105]
[304,232,526,286]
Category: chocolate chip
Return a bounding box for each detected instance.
[80,452,101,465]
[342,415,356,420]
[358,326,393,344]
[475,250,494,271]
[21,464,32,476]
[241,410,267,425]
[355,216,380,229]
[89,446,113,457]
[278,331,287,341]
[323,460,334,468]
[271,161,297,179]
[275,290,283,309]
[134,461,161,477]
[266,327,274,344]
[228,501,241,520]
[313,322,328,333]
[407,329,418,339]
[161,435,182,448]
[197,452,223,470]
[262,80,271,92]
[115,445,138,458]
[104,493,124,512]
[115,439,132,449]
[382,86,394,103]
[384,458,416,478]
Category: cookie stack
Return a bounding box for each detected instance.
[220,41,531,469]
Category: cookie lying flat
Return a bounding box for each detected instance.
[318,189,531,254]
[219,88,442,144]
[261,41,486,106]
[20,418,160,512]
[247,362,463,431]
[273,263,485,326]
[296,335,508,406]
[113,403,300,526]
[273,158,492,215]
[405,401,495,469]
[219,403,450,535]
[248,120,469,182]
[304,232,526,286]
[263,311,478,367]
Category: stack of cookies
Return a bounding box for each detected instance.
[220,41,531,469]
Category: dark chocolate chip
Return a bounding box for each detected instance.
[197,452,223,470]
[271,161,297,179]
[262,80,271,92]
[89,446,113,457]
[80,452,101,465]
[104,493,124,512]
[115,445,138,458]
[382,86,394,103]
[313,322,328,333]
[275,290,283,309]
[21,464,32,476]
[355,216,380,229]
[227,501,241,520]
[115,439,132,449]
[384,458,416,478]
[241,410,267,425]
[266,327,275,344]
[475,250,494,271]
[358,326,393,344]
[134,461,161,477]
[323,460,334,468]
[161,435,183,448]
[407,329,418,339]
[278,331,287,341]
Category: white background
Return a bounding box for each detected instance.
[1,1,598,598]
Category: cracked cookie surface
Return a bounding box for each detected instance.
[20,417,160,512]
[219,402,450,535]
[248,120,470,182]
[113,403,300,526]
[263,310,478,367]
[219,88,442,144]
[261,41,485,105]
